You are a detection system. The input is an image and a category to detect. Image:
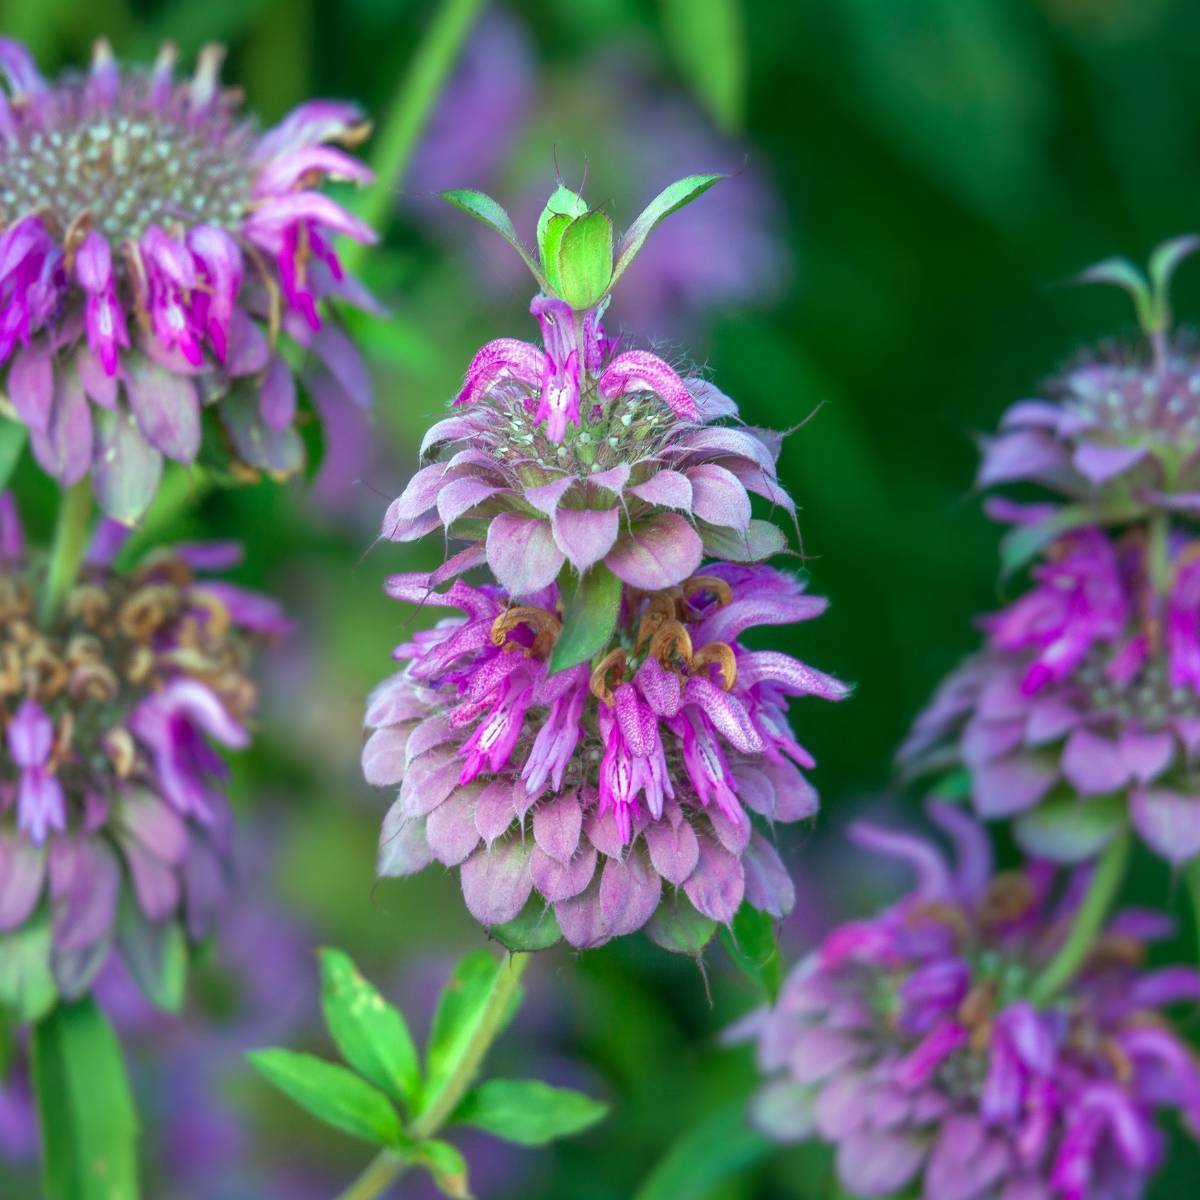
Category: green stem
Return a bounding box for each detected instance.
[342,0,485,277]
[1029,831,1131,1006]
[0,417,27,493]
[38,482,93,626]
[1185,858,1200,965]
[336,952,530,1200]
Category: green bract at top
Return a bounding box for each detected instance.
[440,173,724,311]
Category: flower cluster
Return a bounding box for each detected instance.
[745,804,1200,1200]
[901,521,1200,864]
[0,493,288,1010]
[0,37,375,522]
[365,176,839,952]
[382,294,791,596]
[365,562,846,949]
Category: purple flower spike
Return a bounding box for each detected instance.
[745,804,1200,1200]
[902,520,1200,867]
[385,291,793,595]
[0,37,376,522]
[0,495,286,1011]
[364,562,846,950]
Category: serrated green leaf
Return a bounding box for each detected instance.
[645,895,718,955]
[490,899,562,952]
[32,996,139,1200]
[422,952,522,1117]
[549,562,622,674]
[661,0,746,131]
[452,1078,608,1146]
[0,909,57,1023]
[719,903,782,1001]
[441,189,547,289]
[318,947,421,1110]
[248,1048,402,1146]
[411,1138,470,1198]
[556,211,614,310]
[634,1100,772,1200]
[115,894,187,1014]
[0,415,27,493]
[611,174,723,289]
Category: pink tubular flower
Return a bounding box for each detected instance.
[0,494,289,1013]
[0,37,376,523]
[362,562,848,951]
[383,292,794,596]
[902,518,1200,869]
[742,804,1200,1200]
[7,698,65,845]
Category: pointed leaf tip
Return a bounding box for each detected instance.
[441,188,548,290]
[611,174,725,288]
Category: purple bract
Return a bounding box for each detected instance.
[382,293,794,597]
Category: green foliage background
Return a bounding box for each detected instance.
[8,0,1200,1196]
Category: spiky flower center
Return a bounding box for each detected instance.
[1074,645,1200,728]
[492,384,679,477]
[0,78,253,244]
[1064,346,1200,447]
[0,553,256,805]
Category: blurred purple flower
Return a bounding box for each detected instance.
[902,516,1200,867]
[382,292,793,596]
[364,562,847,949]
[0,36,375,522]
[0,497,289,1008]
[743,803,1200,1200]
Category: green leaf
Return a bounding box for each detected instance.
[410,1138,470,1198]
[440,189,547,289]
[999,499,1144,579]
[1014,791,1127,865]
[611,174,723,289]
[32,996,139,1200]
[0,910,57,1023]
[1076,256,1154,330]
[452,1079,608,1147]
[422,952,522,1116]
[247,1048,403,1146]
[555,211,614,309]
[490,899,562,952]
[719,903,782,1001]
[318,947,421,1110]
[548,562,622,674]
[115,894,187,1014]
[634,1100,772,1200]
[699,518,787,562]
[0,416,27,493]
[645,895,718,955]
[661,0,746,131]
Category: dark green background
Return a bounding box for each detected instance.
[7,0,1200,1195]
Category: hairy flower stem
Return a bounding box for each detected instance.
[337,952,531,1200]
[1029,831,1131,1006]
[343,0,485,275]
[38,481,92,626]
